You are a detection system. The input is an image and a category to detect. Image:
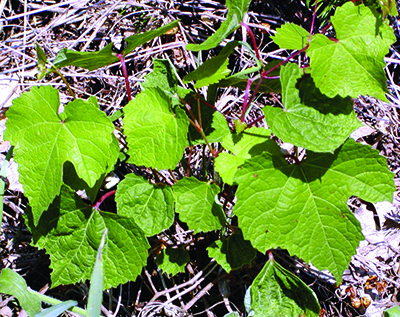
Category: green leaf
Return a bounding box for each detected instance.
[184,41,240,87]
[0,269,42,316]
[264,63,361,153]
[217,61,281,93]
[384,305,400,317]
[207,229,256,272]
[115,174,174,236]
[142,59,191,106]
[53,21,179,71]
[123,88,189,170]
[174,177,225,233]
[380,0,398,16]
[4,86,115,224]
[224,312,240,317]
[307,2,396,101]
[36,300,77,317]
[234,120,247,134]
[215,127,271,184]
[247,259,320,316]
[234,139,394,281]
[155,248,190,276]
[63,135,120,202]
[35,42,49,80]
[272,23,310,50]
[25,185,149,289]
[186,0,251,51]
[192,110,231,145]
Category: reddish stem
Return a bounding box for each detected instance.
[246,114,265,128]
[320,22,332,35]
[241,22,261,61]
[93,190,116,210]
[308,0,319,43]
[116,53,132,101]
[267,249,274,261]
[241,77,256,122]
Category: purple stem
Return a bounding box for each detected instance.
[241,78,256,122]
[93,190,116,210]
[241,22,261,61]
[116,53,132,101]
[308,0,319,43]
[320,22,332,35]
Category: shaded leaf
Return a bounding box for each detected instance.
[155,248,190,276]
[215,127,271,184]
[247,259,320,316]
[207,229,256,272]
[264,63,361,153]
[25,185,149,289]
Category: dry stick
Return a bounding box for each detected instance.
[144,270,158,294]
[183,281,215,311]
[149,260,217,302]
[153,262,219,314]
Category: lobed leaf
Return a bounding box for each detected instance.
[247,259,320,316]
[186,0,251,51]
[307,2,396,101]
[53,21,179,71]
[173,177,225,233]
[123,87,189,170]
[234,139,394,281]
[5,85,115,224]
[25,185,149,289]
[115,174,174,236]
[264,63,361,153]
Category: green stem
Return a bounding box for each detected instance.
[31,290,88,316]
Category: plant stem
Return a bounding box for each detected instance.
[241,22,261,61]
[93,190,116,210]
[184,103,217,157]
[116,53,132,101]
[31,290,88,316]
[309,0,319,43]
[57,71,76,99]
